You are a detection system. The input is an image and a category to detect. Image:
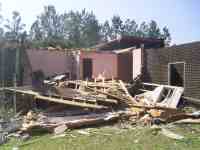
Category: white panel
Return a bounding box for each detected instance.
[132,48,142,79]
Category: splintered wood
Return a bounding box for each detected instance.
[21,111,123,134]
[4,77,200,135]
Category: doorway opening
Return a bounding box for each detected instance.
[83,58,93,79]
[168,62,185,87]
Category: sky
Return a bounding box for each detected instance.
[0,0,199,44]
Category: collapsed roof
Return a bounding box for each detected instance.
[94,36,164,51]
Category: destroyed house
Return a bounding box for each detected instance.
[142,41,200,99]
[80,47,133,82]
[80,36,164,82]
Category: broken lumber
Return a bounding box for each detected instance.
[129,104,177,111]
[35,95,108,109]
[173,118,200,124]
[142,82,182,89]
[183,96,200,105]
[4,87,108,109]
[63,112,119,129]
[161,128,184,140]
[85,86,130,103]
[21,112,121,134]
[119,80,137,104]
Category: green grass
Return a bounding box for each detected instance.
[1,124,200,150]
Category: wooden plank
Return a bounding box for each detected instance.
[85,86,128,103]
[36,95,108,109]
[4,87,108,109]
[46,93,118,104]
[142,82,182,89]
[183,96,200,105]
[119,80,137,103]
[4,87,39,96]
[130,104,177,111]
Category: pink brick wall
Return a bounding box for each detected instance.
[80,51,118,79]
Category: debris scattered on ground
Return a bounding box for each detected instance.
[173,118,200,124]
[51,133,66,139]
[77,130,90,135]
[20,133,31,141]
[1,77,200,144]
[20,111,126,134]
[160,128,184,140]
[0,133,8,145]
[54,124,68,135]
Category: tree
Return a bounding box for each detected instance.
[137,21,149,38]
[29,6,172,48]
[147,20,161,38]
[30,6,101,48]
[110,15,124,39]
[4,11,26,43]
[100,20,112,42]
[63,9,101,48]
[123,19,138,36]
[63,10,82,47]
[30,20,43,41]
[162,26,171,46]
[30,5,65,47]
[0,3,4,39]
[80,10,101,47]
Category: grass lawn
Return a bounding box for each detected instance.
[1,124,200,150]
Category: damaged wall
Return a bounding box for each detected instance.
[117,51,133,82]
[94,36,165,51]
[143,42,200,99]
[24,49,79,85]
[80,50,134,82]
[80,51,118,80]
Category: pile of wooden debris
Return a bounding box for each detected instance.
[2,76,200,137]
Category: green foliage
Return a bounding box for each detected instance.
[100,20,111,42]
[30,6,101,48]
[0,4,171,48]
[162,26,172,46]
[110,15,124,39]
[123,19,138,36]
[4,11,26,43]
[148,20,161,38]
[63,9,101,48]
[101,18,171,43]
[0,3,4,39]
[137,21,149,37]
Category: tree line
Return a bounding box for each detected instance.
[0,5,171,48]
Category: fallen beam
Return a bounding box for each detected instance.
[119,80,137,103]
[183,96,200,105]
[4,87,108,109]
[21,112,121,133]
[173,118,200,124]
[4,87,39,96]
[130,104,177,111]
[85,86,130,103]
[142,82,182,89]
[36,95,108,109]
